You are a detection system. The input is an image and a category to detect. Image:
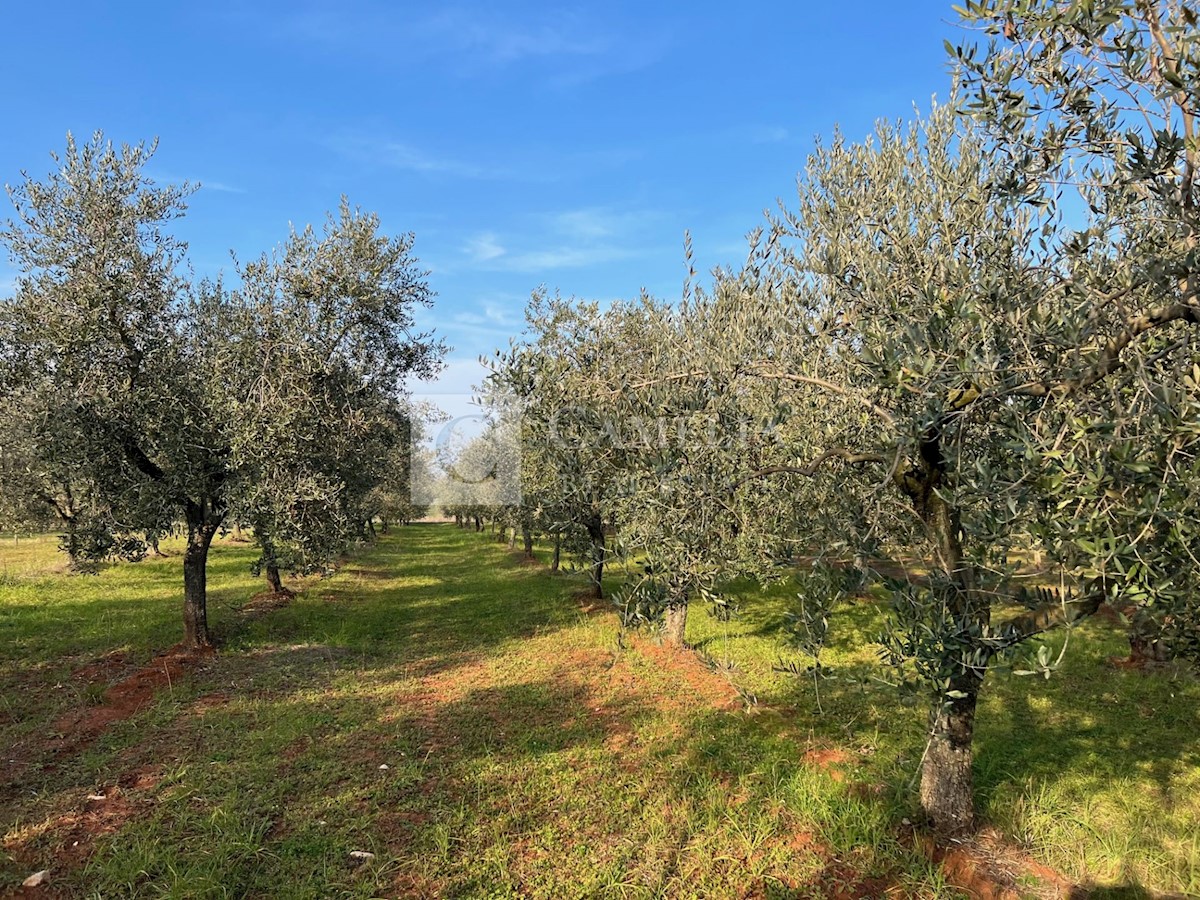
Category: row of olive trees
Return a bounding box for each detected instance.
[0,133,444,648]
[474,0,1200,836]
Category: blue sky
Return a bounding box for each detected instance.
[0,1,964,408]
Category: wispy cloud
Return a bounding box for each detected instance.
[749,125,792,144]
[264,3,666,83]
[330,136,506,180]
[148,171,245,194]
[375,143,489,178]
[462,206,667,274]
[199,180,246,194]
[414,8,608,65]
[464,232,506,262]
[497,245,639,272]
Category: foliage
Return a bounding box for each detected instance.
[0,134,444,643]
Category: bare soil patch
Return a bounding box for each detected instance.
[49,645,214,754]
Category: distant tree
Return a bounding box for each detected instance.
[488,293,632,599]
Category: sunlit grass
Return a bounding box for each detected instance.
[671,565,1200,896]
[1,525,1196,897]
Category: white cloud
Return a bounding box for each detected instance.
[377,143,488,178]
[464,232,506,262]
[147,171,245,194]
[265,4,666,83]
[330,137,506,180]
[463,206,668,273]
[496,245,638,272]
[199,180,246,194]
[415,8,608,65]
[749,125,791,144]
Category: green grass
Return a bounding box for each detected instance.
[671,571,1200,897]
[0,526,1196,898]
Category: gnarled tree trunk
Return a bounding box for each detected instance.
[663,600,689,647]
[920,669,982,837]
[551,537,561,572]
[266,562,283,594]
[522,525,534,559]
[903,430,988,837]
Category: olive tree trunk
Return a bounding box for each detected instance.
[182,501,223,651]
[663,601,689,647]
[586,515,605,600]
[522,526,534,559]
[266,562,283,594]
[906,432,988,837]
[920,670,982,837]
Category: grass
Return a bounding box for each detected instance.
[666,570,1200,897]
[0,526,1196,898]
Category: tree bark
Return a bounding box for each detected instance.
[586,515,605,600]
[380,518,390,535]
[266,562,283,594]
[522,526,534,558]
[920,678,981,837]
[507,528,516,549]
[663,601,689,646]
[182,501,222,651]
[552,537,561,572]
[901,428,988,837]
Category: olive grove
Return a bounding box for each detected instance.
[476,0,1200,836]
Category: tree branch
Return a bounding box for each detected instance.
[744,365,898,425]
[993,581,1108,646]
[1014,299,1200,399]
[728,447,886,492]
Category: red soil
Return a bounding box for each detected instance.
[50,644,214,753]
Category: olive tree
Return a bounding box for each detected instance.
[565,100,1176,835]
[0,134,444,647]
[229,202,444,588]
[952,0,1200,661]
[0,135,233,646]
[488,292,631,599]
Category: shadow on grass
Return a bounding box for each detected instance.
[4,525,1195,898]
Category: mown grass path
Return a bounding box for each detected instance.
[2,525,1197,898]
